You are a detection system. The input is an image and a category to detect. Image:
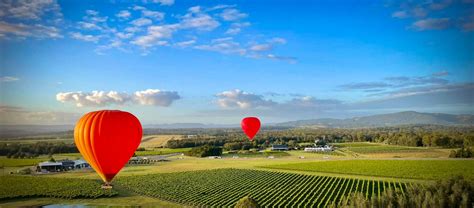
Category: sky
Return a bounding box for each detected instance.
[0,0,473,125]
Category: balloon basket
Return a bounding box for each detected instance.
[101,184,113,189]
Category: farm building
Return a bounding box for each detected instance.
[36,159,90,172]
[37,161,63,172]
[271,145,289,151]
[304,145,333,152]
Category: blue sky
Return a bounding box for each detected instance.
[0,0,473,125]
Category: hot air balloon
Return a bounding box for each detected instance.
[74,110,142,187]
[241,117,261,141]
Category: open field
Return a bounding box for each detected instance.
[0,157,45,167]
[117,168,409,207]
[262,160,474,181]
[0,176,117,200]
[140,135,184,148]
[135,148,191,156]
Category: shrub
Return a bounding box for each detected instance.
[234,196,260,208]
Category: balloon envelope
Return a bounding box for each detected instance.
[241,117,261,141]
[74,110,142,183]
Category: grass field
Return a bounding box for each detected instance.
[134,148,191,156]
[117,168,409,207]
[262,160,474,181]
[0,157,45,167]
[139,135,184,148]
[0,176,117,200]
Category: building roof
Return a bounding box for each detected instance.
[39,161,63,166]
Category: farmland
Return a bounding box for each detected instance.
[117,168,409,207]
[263,160,474,181]
[0,176,117,200]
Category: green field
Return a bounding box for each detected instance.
[333,142,432,153]
[0,158,45,167]
[263,160,474,181]
[134,148,191,156]
[0,176,117,200]
[223,151,291,158]
[117,168,409,207]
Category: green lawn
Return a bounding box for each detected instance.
[262,160,474,181]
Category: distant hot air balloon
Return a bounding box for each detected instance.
[241,117,261,141]
[74,110,142,186]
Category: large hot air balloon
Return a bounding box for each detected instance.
[241,117,261,141]
[74,110,142,186]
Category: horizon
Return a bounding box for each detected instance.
[1,0,473,125]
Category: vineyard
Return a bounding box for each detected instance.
[0,176,117,199]
[263,160,474,181]
[117,168,409,207]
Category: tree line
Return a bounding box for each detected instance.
[0,142,78,158]
[166,125,474,150]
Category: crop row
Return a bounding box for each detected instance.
[117,168,408,207]
[0,176,118,200]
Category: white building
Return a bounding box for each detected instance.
[304,145,333,152]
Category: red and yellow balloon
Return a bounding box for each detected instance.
[74,110,142,184]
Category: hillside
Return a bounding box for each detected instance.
[277,111,474,128]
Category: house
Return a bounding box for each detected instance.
[304,145,333,152]
[37,159,90,173]
[37,161,64,172]
[271,145,289,151]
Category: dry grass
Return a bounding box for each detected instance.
[140,135,184,148]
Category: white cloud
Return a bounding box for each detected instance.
[392,10,409,18]
[147,0,174,6]
[0,76,19,82]
[142,10,165,21]
[175,39,196,47]
[70,32,100,42]
[134,89,180,106]
[225,22,250,35]
[56,89,181,107]
[0,0,62,20]
[78,21,102,30]
[219,9,247,21]
[0,21,62,38]
[269,37,287,44]
[56,91,131,107]
[195,37,246,55]
[412,18,450,30]
[250,43,272,52]
[0,105,80,125]
[131,17,153,27]
[131,24,178,48]
[179,8,220,31]
[216,89,276,109]
[116,10,131,19]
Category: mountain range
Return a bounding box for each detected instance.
[1,111,473,138]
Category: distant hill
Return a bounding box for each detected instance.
[276,111,474,128]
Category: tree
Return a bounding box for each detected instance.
[234,196,260,208]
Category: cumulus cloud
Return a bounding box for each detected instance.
[216,89,276,109]
[249,44,272,52]
[179,12,220,31]
[56,89,180,107]
[0,76,19,82]
[133,6,165,21]
[134,89,180,106]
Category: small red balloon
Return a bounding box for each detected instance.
[241,117,261,141]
